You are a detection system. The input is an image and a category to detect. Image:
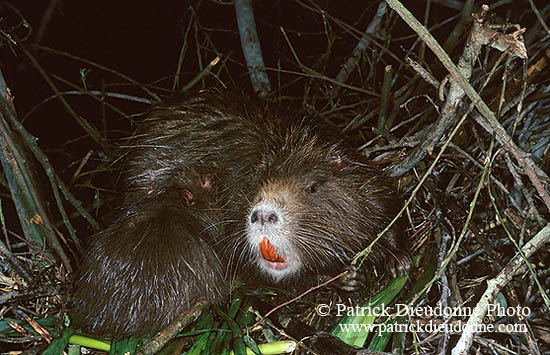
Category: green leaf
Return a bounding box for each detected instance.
[69,334,111,352]
[331,275,408,347]
[43,327,74,355]
[109,336,141,355]
[367,318,395,351]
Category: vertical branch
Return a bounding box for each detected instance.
[330,1,388,95]
[234,0,272,97]
[0,70,73,272]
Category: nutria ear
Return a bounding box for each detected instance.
[182,189,195,206]
[329,154,347,169]
[199,175,213,190]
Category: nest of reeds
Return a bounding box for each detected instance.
[0,0,548,354]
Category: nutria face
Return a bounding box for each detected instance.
[243,125,408,284]
[245,161,382,282]
[246,166,406,284]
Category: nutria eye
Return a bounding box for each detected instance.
[306,182,318,193]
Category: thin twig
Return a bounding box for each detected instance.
[451,224,550,355]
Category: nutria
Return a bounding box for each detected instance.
[73,89,410,335]
[73,202,226,335]
[226,124,410,288]
[73,90,275,335]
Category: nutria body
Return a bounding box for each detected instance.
[73,203,226,335]
[73,89,409,335]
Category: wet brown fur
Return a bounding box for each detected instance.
[232,123,410,286]
[73,89,410,335]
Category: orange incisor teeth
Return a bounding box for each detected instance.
[260,237,285,262]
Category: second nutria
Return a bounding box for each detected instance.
[72,178,227,335]
[73,90,273,335]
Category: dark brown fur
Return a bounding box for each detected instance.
[226,124,410,287]
[73,90,274,335]
[73,89,410,335]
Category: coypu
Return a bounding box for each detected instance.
[72,201,226,335]
[73,90,273,335]
[230,124,410,288]
[73,89,409,335]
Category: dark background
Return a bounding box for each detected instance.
[0,2,548,353]
[0,0,545,235]
[2,0,542,135]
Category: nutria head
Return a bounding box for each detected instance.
[242,126,408,284]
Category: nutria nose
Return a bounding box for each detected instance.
[250,209,279,225]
